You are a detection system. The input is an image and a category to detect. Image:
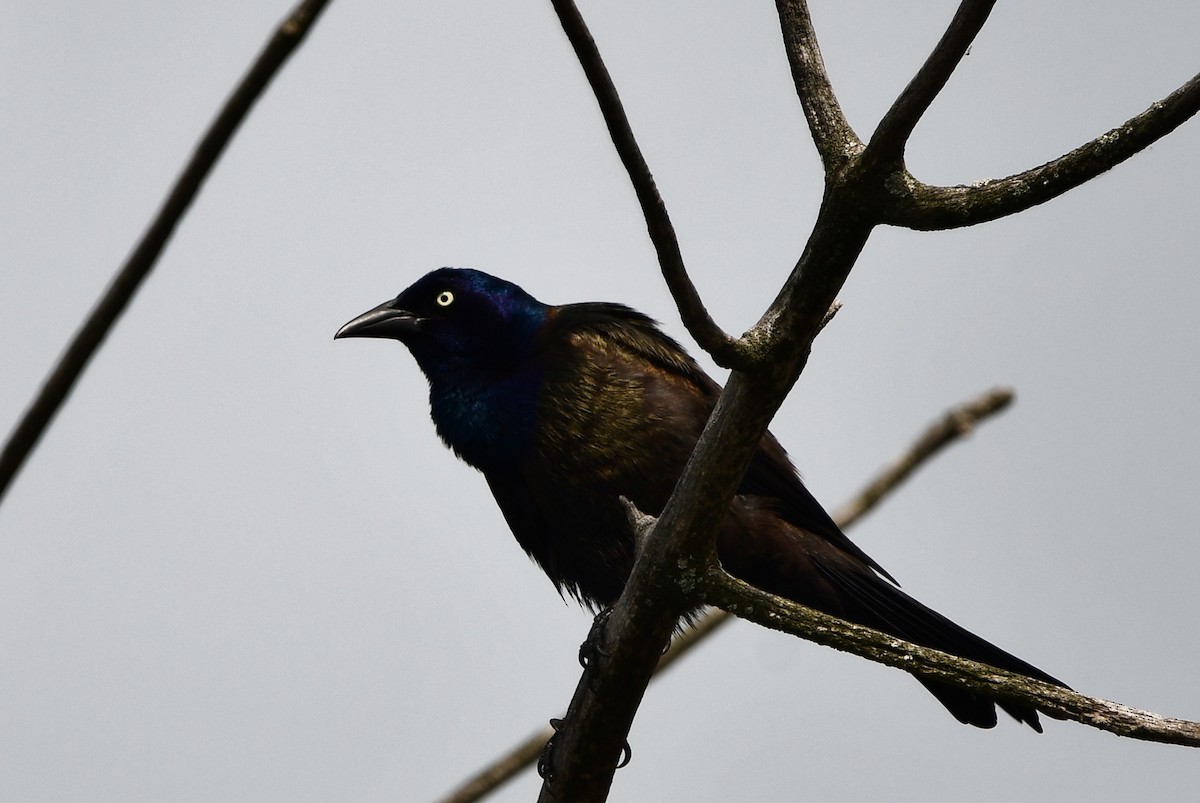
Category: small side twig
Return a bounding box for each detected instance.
[0,0,334,505]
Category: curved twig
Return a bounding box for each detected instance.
[0,0,334,505]
[863,0,996,172]
[774,0,861,171]
[438,386,1017,803]
[887,71,1200,230]
[549,0,748,370]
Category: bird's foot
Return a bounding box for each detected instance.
[578,607,613,668]
[537,718,563,781]
[617,739,632,769]
[536,717,631,781]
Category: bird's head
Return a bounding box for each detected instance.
[335,267,550,380]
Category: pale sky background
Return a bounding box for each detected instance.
[2,2,1199,801]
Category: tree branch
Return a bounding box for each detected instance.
[863,0,996,172]
[774,0,862,171]
[704,568,1200,748]
[887,71,1200,229]
[548,0,748,370]
[446,385,1016,802]
[0,0,334,506]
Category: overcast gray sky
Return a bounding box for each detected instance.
[2,2,1199,801]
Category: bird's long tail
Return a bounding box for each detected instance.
[810,556,1067,730]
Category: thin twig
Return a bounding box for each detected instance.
[863,0,996,171]
[436,386,1016,803]
[774,0,862,171]
[0,0,334,505]
[888,71,1200,229]
[549,0,748,370]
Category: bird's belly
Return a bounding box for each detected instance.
[516,434,689,606]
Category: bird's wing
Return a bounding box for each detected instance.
[741,431,898,584]
[549,302,897,583]
[545,303,711,385]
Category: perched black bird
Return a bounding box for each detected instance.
[336,267,1065,730]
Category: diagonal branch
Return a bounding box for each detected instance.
[705,568,1200,748]
[440,386,1017,803]
[774,0,861,171]
[548,0,748,370]
[887,71,1200,230]
[0,0,334,506]
[863,0,996,172]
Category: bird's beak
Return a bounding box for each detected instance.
[334,301,423,341]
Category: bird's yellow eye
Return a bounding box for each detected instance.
[436,290,454,307]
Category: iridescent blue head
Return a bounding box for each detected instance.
[335,268,551,468]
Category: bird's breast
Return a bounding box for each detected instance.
[428,369,542,471]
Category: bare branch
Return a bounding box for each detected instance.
[774,0,862,170]
[0,0,334,506]
[863,0,996,171]
[705,568,1200,748]
[444,385,1016,802]
[888,71,1200,229]
[548,0,748,370]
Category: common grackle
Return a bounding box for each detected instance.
[336,267,1065,730]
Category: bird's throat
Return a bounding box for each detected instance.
[427,366,542,471]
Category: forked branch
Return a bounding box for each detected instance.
[888,71,1200,229]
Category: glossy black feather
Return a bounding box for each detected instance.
[337,268,1067,730]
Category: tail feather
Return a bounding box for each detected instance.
[811,557,1066,730]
